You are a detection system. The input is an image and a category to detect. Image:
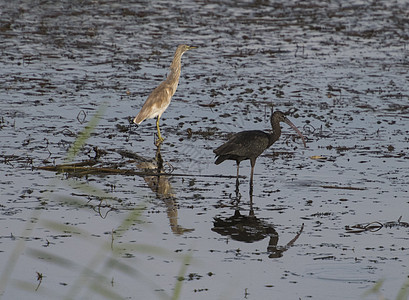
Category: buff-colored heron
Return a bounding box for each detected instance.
[133,44,196,145]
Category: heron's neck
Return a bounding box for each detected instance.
[168,52,184,81]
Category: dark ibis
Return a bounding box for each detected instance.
[213,109,307,192]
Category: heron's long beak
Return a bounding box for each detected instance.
[284,118,307,148]
[187,46,197,50]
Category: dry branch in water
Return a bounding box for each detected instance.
[36,160,243,179]
[320,185,366,191]
[345,217,409,233]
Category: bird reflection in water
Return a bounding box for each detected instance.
[137,145,194,235]
[212,190,303,258]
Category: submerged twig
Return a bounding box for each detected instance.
[93,200,115,219]
[383,216,409,228]
[345,222,383,233]
[35,272,43,291]
[320,185,366,191]
[36,163,245,179]
[345,217,409,233]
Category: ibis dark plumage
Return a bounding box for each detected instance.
[213,109,306,192]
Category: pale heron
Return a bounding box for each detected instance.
[133,44,196,145]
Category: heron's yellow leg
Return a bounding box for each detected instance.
[156,116,164,145]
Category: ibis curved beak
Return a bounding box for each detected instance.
[284,118,307,148]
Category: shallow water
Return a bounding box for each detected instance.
[1,0,409,299]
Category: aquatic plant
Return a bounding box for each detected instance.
[364,277,409,300]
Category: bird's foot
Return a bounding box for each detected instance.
[155,137,164,147]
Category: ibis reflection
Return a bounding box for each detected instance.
[212,191,303,258]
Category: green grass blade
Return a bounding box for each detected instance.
[65,103,107,162]
[396,277,409,300]
[171,250,193,300]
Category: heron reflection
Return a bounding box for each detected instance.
[120,146,193,235]
[138,145,193,235]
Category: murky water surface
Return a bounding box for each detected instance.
[1,1,408,299]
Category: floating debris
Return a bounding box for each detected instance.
[310,155,327,160]
[345,217,409,233]
[321,185,366,191]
